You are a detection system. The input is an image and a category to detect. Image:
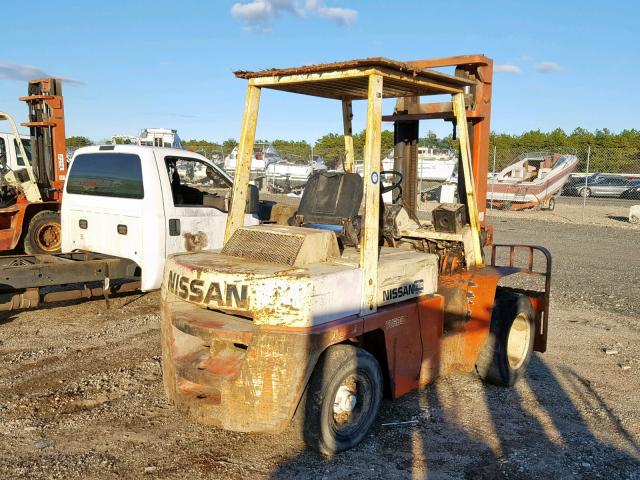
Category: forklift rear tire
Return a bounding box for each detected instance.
[475,290,535,387]
[302,344,383,455]
[23,210,62,254]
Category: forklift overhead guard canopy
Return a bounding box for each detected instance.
[233,57,474,99]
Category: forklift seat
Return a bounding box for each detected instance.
[294,171,363,246]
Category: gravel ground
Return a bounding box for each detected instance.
[0,213,638,479]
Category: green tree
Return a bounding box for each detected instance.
[66,136,92,148]
[272,139,312,163]
[313,133,344,169]
[222,138,239,156]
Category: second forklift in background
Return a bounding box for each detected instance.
[0,78,67,254]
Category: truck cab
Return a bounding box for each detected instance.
[0,132,31,171]
[62,145,260,291]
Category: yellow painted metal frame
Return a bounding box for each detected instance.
[224,85,261,243]
[225,64,480,316]
[359,74,383,315]
[341,100,355,173]
[453,94,484,267]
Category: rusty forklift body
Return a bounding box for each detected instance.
[0,78,67,253]
[160,55,552,452]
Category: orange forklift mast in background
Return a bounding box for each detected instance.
[0,78,67,254]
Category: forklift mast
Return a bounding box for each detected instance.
[19,78,68,201]
[384,55,493,228]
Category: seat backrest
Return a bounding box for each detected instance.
[296,171,363,225]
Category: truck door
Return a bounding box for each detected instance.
[159,153,257,256]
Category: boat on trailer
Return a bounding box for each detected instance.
[487,152,578,210]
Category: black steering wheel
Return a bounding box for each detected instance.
[380,170,403,202]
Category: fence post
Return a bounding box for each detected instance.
[582,145,591,222]
[490,145,497,212]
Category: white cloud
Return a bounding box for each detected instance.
[231,0,303,29]
[0,63,49,81]
[494,64,522,74]
[535,62,560,73]
[231,0,357,30]
[0,63,84,85]
[306,0,357,26]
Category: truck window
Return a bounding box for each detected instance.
[0,138,6,166]
[67,153,144,199]
[166,156,231,210]
[15,138,31,166]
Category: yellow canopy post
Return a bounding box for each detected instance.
[224,85,261,244]
[341,100,355,173]
[359,73,383,315]
[453,93,484,267]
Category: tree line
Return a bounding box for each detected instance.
[490,128,640,173]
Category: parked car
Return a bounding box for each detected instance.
[577,175,636,198]
[562,173,601,196]
[620,184,640,200]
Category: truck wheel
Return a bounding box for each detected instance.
[579,187,591,198]
[475,290,535,387]
[23,210,62,254]
[302,344,383,455]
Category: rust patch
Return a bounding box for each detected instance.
[184,231,208,252]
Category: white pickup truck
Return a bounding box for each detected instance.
[61,145,262,291]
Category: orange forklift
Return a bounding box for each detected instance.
[0,78,67,254]
[160,55,552,455]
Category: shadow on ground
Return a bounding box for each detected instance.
[271,355,640,479]
[607,215,632,224]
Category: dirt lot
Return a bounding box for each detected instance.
[1,215,639,479]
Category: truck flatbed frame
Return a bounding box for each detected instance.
[0,251,139,310]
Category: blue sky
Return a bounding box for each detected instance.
[1,0,637,143]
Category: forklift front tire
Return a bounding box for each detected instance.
[475,290,535,387]
[23,210,62,254]
[302,344,383,455]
